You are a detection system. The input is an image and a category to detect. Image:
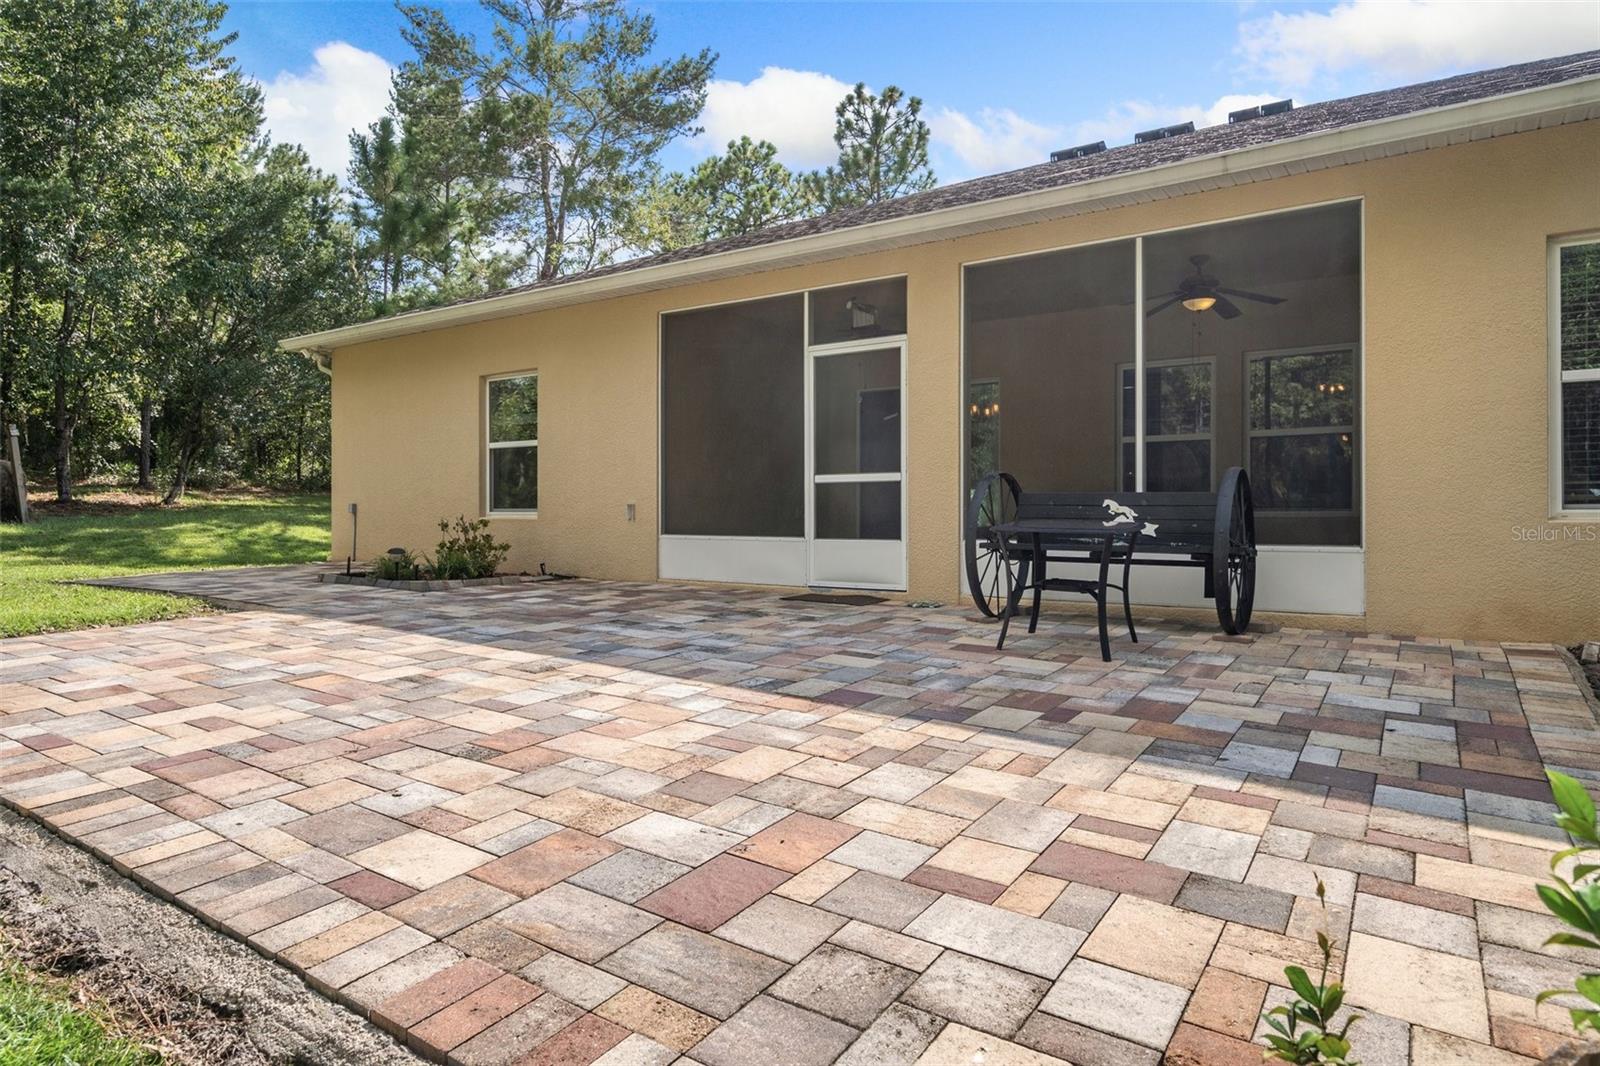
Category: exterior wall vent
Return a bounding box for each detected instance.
[1050,141,1107,162]
[1228,99,1294,123]
[1133,122,1195,144]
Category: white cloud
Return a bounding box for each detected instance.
[1237,0,1600,87]
[261,41,394,179]
[929,107,1063,174]
[696,67,852,168]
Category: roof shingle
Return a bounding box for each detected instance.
[354,50,1600,328]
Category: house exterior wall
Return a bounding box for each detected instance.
[329,119,1600,642]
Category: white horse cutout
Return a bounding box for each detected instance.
[1101,499,1139,525]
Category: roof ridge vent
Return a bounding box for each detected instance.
[1133,121,1194,144]
[1050,140,1107,162]
[1228,99,1294,123]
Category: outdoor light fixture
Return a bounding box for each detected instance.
[846,297,878,330]
[1182,294,1218,312]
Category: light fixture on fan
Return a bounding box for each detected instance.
[1148,254,1287,319]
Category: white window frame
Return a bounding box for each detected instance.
[1244,345,1361,518]
[1550,234,1600,517]
[485,370,538,517]
[1116,356,1216,493]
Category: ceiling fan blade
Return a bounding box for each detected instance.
[1145,296,1183,317]
[1217,286,1286,305]
[1211,295,1244,319]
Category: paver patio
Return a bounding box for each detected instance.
[2,566,1597,1065]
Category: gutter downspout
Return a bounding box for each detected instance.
[299,347,333,376]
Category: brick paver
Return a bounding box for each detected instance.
[3,565,1597,1064]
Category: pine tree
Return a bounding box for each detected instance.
[400,0,716,281]
[807,83,935,210]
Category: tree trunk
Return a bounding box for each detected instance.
[137,396,153,489]
[53,373,74,502]
[162,435,200,505]
[293,407,304,487]
[1,245,23,429]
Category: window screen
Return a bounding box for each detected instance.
[662,295,805,536]
[964,240,1135,498]
[1143,201,1361,545]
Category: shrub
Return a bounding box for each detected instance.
[1261,877,1359,1065]
[1537,770,1600,1033]
[370,548,422,580]
[430,516,509,580]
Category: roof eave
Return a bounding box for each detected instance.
[280,72,1600,353]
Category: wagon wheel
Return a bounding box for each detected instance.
[965,472,1026,619]
[1213,467,1257,635]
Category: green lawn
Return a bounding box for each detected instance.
[0,957,160,1066]
[0,490,329,638]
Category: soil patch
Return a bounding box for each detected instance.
[0,808,421,1066]
[25,484,288,518]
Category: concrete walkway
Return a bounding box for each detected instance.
[2,567,1596,1065]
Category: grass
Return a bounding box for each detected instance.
[0,956,160,1066]
[0,488,329,638]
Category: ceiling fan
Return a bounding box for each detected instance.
[1147,254,1287,320]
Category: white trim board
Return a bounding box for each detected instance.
[958,546,1366,616]
[659,536,807,587]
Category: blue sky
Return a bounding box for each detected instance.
[227,0,1600,184]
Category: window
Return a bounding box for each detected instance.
[967,380,1001,492]
[486,373,538,513]
[1247,348,1357,513]
[1119,359,1214,492]
[1555,238,1600,512]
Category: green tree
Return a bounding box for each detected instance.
[807,83,935,210]
[627,136,811,254]
[389,57,515,300]
[399,0,716,281]
[0,0,258,500]
[349,60,515,310]
[349,116,433,304]
[156,145,356,502]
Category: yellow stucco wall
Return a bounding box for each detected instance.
[329,120,1600,642]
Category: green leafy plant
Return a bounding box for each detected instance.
[370,548,422,581]
[1261,878,1359,1065]
[429,516,509,580]
[1536,770,1600,1032]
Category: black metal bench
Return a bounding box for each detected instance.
[965,466,1258,636]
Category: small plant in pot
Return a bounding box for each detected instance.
[429,516,510,580]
